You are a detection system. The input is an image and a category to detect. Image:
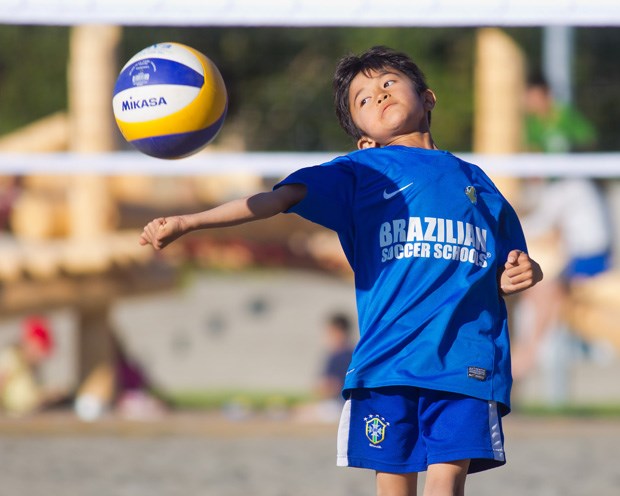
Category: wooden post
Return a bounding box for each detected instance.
[66,25,121,274]
[68,24,120,154]
[67,25,122,407]
[473,28,525,204]
[76,303,115,388]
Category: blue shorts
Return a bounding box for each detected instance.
[562,252,611,281]
[336,386,506,474]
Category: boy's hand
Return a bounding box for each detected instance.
[499,249,543,296]
[139,216,188,250]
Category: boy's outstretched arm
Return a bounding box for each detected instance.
[139,183,307,250]
[499,249,544,296]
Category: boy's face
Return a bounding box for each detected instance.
[348,68,435,148]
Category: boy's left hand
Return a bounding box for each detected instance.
[499,250,543,296]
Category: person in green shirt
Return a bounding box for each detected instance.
[523,75,596,153]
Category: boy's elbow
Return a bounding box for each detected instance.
[276,183,307,212]
[247,184,306,220]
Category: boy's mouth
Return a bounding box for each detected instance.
[382,103,395,116]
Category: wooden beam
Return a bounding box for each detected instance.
[67,25,122,273]
[0,112,69,152]
[0,262,176,317]
[473,28,525,203]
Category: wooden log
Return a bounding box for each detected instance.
[68,25,121,153]
[0,238,23,282]
[566,271,620,352]
[569,271,620,306]
[10,191,69,240]
[21,241,64,280]
[67,25,121,271]
[0,262,176,316]
[567,302,620,352]
[108,230,153,267]
[193,173,263,204]
[62,239,111,275]
[109,176,154,204]
[473,28,526,204]
[0,112,69,152]
[23,175,73,195]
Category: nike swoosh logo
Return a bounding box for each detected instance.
[383,182,413,200]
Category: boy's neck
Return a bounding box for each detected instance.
[384,132,437,150]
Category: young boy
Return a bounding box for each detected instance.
[140,46,543,496]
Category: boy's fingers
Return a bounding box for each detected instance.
[501,270,534,291]
[501,281,529,294]
[506,249,524,265]
[505,271,533,286]
[139,218,165,247]
[517,251,530,264]
[505,250,532,271]
[504,260,532,276]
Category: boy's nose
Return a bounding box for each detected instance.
[378,94,389,104]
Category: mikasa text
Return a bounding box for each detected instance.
[380,216,490,267]
[121,96,168,112]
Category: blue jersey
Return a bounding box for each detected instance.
[275,146,527,413]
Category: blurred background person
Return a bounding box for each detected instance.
[512,76,613,393]
[316,313,355,403]
[0,176,21,232]
[295,312,355,422]
[523,74,596,154]
[0,316,55,416]
[113,332,169,420]
[74,332,169,422]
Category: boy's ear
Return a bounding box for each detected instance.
[424,89,437,111]
[357,136,380,150]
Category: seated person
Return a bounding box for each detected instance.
[0,317,54,416]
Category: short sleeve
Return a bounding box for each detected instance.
[498,202,528,264]
[274,156,356,233]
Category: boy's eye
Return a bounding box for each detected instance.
[384,80,395,88]
[360,97,370,107]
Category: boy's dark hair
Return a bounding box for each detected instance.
[333,46,430,140]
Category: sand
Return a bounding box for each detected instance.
[0,413,618,496]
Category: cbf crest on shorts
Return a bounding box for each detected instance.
[365,414,390,445]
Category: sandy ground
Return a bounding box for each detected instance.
[0,412,619,496]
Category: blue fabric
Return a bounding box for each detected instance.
[324,349,354,382]
[130,108,227,159]
[342,386,505,473]
[114,57,204,94]
[562,251,612,280]
[275,146,527,413]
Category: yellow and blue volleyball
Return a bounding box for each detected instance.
[112,42,227,159]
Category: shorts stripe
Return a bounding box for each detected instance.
[336,399,352,467]
[488,401,505,462]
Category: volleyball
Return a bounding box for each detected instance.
[112,42,228,159]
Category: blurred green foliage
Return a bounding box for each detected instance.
[0,25,68,135]
[0,25,618,151]
[575,29,620,151]
[118,27,476,151]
